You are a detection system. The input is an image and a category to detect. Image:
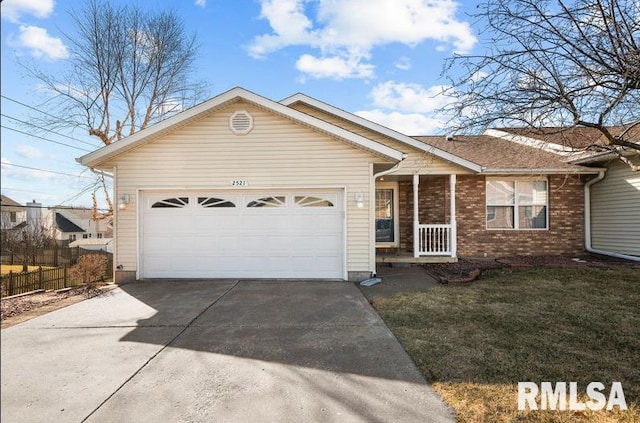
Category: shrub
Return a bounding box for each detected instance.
[70,254,108,288]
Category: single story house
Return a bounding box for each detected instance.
[487,126,640,261]
[78,87,612,283]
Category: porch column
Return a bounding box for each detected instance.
[413,174,420,258]
[450,174,457,257]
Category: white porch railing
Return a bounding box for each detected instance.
[417,224,452,256]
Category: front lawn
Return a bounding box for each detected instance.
[373,266,640,422]
[0,265,54,275]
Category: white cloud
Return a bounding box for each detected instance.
[15,145,45,159]
[1,0,54,23]
[195,0,206,7]
[296,54,374,79]
[15,25,69,60]
[394,56,411,71]
[355,81,456,134]
[249,0,476,79]
[248,0,316,58]
[356,109,446,135]
[370,81,452,113]
[0,158,14,175]
[0,158,56,181]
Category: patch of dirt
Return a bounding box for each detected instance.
[1,285,114,329]
[424,254,640,284]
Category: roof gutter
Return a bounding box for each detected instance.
[584,171,640,262]
[481,168,606,175]
[89,167,113,178]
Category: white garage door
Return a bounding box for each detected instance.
[141,190,344,279]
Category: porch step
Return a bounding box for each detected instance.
[376,255,458,264]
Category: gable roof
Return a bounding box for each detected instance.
[413,135,603,174]
[1,195,23,211]
[77,87,405,168]
[491,125,640,164]
[55,213,85,233]
[280,93,483,173]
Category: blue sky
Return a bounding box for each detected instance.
[1,0,480,208]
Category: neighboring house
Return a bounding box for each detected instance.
[490,127,640,261]
[0,195,27,230]
[77,87,607,283]
[43,207,113,246]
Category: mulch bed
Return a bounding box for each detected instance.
[1,285,105,321]
[424,254,640,284]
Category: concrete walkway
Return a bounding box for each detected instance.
[359,264,441,302]
[1,279,455,423]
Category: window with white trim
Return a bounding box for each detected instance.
[486,179,548,229]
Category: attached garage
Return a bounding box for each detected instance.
[141,189,345,279]
[78,87,406,282]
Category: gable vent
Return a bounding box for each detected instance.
[229,110,254,135]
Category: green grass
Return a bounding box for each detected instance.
[373,266,640,422]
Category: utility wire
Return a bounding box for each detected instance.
[1,125,91,152]
[1,95,65,121]
[1,187,53,195]
[1,161,96,180]
[0,202,109,211]
[1,113,99,148]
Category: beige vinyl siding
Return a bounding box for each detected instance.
[106,101,387,274]
[591,159,640,256]
[290,103,472,175]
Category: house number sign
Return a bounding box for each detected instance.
[230,180,249,187]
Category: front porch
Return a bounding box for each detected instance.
[376,251,458,264]
[375,173,458,262]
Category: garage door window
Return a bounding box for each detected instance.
[198,197,236,208]
[294,196,334,208]
[247,196,286,208]
[151,197,189,208]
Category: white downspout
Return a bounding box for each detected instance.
[371,160,405,277]
[584,171,640,262]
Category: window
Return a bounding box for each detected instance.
[97,233,103,239]
[151,197,189,208]
[69,234,76,241]
[198,197,235,208]
[375,186,397,243]
[247,196,286,208]
[294,196,334,208]
[10,212,16,223]
[82,234,88,239]
[486,180,548,229]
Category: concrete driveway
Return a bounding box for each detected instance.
[1,280,455,423]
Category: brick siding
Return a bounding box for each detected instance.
[395,174,587,257]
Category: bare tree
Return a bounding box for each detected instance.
[24,0,207,215]
[31,0,206,146]
[442,0,640,161]
[1,223,55,273]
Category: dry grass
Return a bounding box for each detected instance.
[0,265,54,275]
[373,266,640,422]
